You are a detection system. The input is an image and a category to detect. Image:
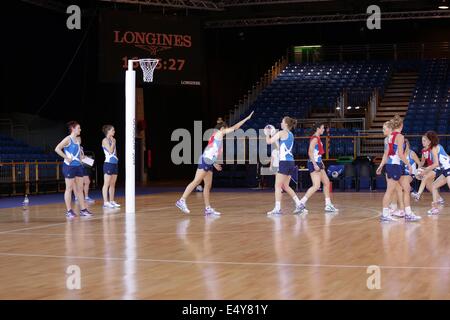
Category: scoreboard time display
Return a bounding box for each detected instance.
[99,11,204,86]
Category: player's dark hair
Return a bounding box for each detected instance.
[311,121,325,134]
[67,121,79,133]
[215,121,227,130]
[102,124,114,136]
[425,131,439,148]
[283,116,297,130]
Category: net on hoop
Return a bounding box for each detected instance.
[139,59,159,82]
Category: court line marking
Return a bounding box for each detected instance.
[0,195,245,235]
[0,193,443,237]
[0,206,172,235]
[0,251,449,271]
[0,203,381,237]
[1,213,380,237]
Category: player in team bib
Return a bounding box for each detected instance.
[265,116,304,215]
[376,115,420,222]
[176,112,254,215]
[411,132,445,204]
[422,131,450,215]
[393,139,421,218]
[54,121,93,219]
[378,121,405,216]
[74,137,95,204]
[101,125,120,209]
[296,122,338,214]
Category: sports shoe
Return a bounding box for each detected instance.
[405,212,421,222]
[66,209,77,219]
[293,203,307,215]
[204,207,221,216]
[267,208,282,215]
[325,203,339,213]
[427,207,440,215]
[380,214,398,222]
[411,192,420,201]
[84,197,95,203]
[103,202,115,209]
[110,201,121,208]
[391,209,405,218]
[80,208,93,217]
[176,199,190,214]
[437,198,445,205]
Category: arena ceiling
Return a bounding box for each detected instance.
[19,0,450,27]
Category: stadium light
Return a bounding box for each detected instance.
[439,0,449,9]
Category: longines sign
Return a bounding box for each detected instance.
[99,10,204,85]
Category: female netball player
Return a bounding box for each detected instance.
[102,125,120,209]
[54,121,93,218]
[377,115,420,222]
[296,122,338,213]
[74,137,94,203]
[411,133,444,204]
[421,132,450,215]
[378,121,405,217]
[176,112,254,215]
[393,139,421,218]
[265,116,304,215]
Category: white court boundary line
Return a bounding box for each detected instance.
[0,195,246,235]
[0,203,382,236]
[0,251,449,271]
[0,196,448,272]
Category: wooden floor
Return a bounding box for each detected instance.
[0,191,449,300]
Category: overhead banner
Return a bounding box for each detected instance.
[99,10,204,85]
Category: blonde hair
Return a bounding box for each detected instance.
[383,121,393,130]
[389,114,403,129]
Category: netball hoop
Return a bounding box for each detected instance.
[125,58,159,214]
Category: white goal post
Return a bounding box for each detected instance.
[125,59,159,214]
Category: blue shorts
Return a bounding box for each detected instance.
[307,161,324,173]
[433,168,442,178]
[198,156,214,172]
[103,163,118,175]
[279,161,296,176]
[83,166,90,177]
[386,164,403,181]
[403,165,412,177]
[62,164,84,179]
[442,168,450,177]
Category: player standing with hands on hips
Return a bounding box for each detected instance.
[54,121,93,219]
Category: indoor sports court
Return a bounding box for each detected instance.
[1,0,450,302]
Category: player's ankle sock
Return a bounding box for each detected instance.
[274,201,281,211]
[293,196,301,206]
[300,196,308,205]
[382,208,390,216]
[325,198,331,206]
[405,206,412,215]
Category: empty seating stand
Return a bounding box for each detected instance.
[238,59,450,158]
[403,58,450,151]
[0,134,58,162]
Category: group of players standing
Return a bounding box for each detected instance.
[176,112,450,221]
[377,115,450,222]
